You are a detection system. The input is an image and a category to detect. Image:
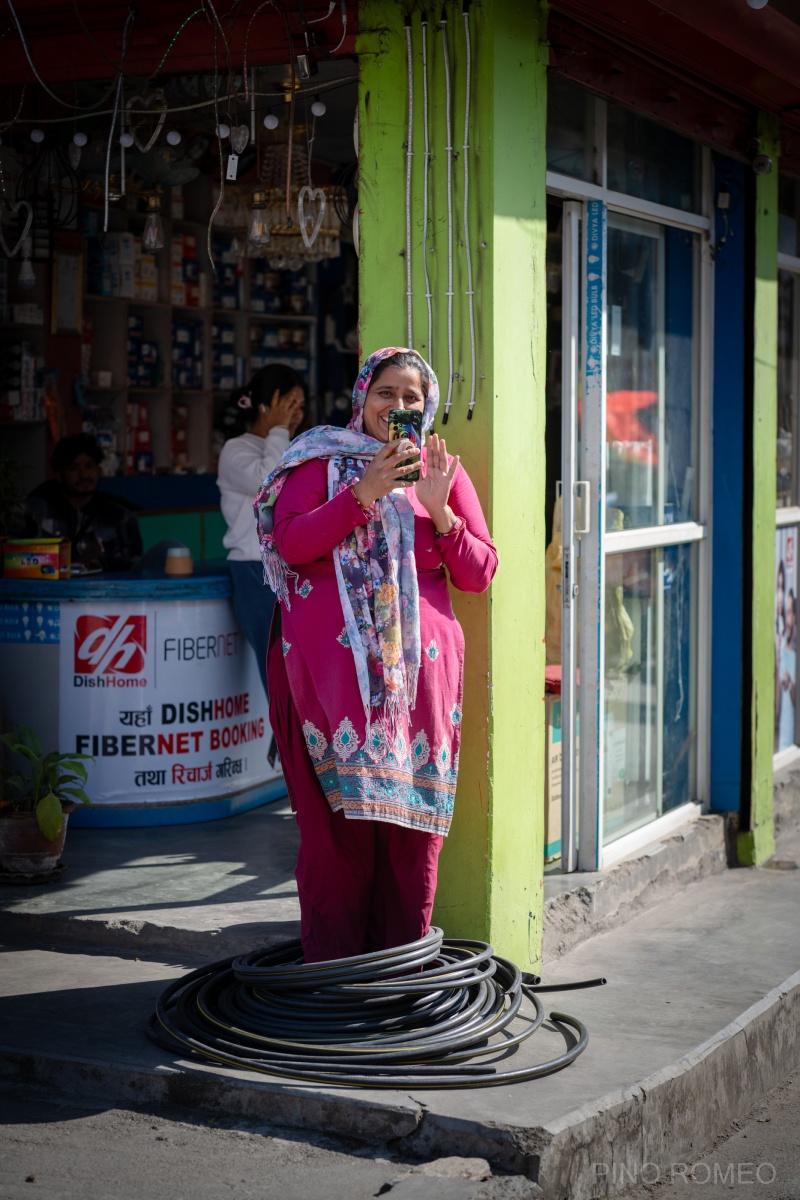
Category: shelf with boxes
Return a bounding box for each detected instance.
[78,196,319,477]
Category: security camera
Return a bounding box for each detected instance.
[752,154,773,175]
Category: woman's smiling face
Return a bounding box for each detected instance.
[362,364,425,442]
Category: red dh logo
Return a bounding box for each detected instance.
[74,615,147,675]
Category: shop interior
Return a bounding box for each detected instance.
[0,58,359,556]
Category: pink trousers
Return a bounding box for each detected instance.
[267,632,444,964]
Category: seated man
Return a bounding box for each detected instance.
[18,435,142,572]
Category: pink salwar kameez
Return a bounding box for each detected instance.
[267,452,497,962]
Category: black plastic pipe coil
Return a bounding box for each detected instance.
[148,928,604,1089]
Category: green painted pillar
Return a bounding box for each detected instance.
[739,112,779,867]
[357,0,547,967]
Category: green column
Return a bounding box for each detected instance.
[739,112,779,867]
[357,0,548,967]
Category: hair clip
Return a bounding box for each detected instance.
[237,393,253,410]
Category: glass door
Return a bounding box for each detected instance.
[552,198,705,871]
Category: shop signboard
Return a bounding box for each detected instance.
[775,526,798,753]
[59,599,280,804]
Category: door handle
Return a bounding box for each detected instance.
[574,481,590,535]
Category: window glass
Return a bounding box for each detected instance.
[778,269,796,507]
[778,176,800,258]
[547,77,595,183]
[606,216,699,530]
[604,543,696,843]
[607,104,700,212]
[775,528,798,752]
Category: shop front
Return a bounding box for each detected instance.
[544,80,711,869]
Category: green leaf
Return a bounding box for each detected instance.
[35,791,65,842]
[60,786,91,806]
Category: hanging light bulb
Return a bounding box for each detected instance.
[30,129,45,144]
[166,130,182,146]
[73,131,88,147]
[746,0,769,7]
[18,238,35,288]
[143,194,165,251]
[216,123,231,139]
[119,131,134,148]
[263,113,279,130]
[248,188,270,247]
[311,96,327,118]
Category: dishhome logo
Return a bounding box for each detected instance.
[74,615,147,677]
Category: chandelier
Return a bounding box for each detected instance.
[214,131,342,271]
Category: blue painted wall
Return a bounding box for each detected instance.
[710,158,746,811]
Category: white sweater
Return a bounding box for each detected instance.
[217,428,291,561]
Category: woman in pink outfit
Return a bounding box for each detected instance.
[255,348,497,963]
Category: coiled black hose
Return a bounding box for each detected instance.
[148,927,604,1089]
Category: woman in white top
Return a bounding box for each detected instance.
[217,364,305,696]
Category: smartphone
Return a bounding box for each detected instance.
[387,408,423,483]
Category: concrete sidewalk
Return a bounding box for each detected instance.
[1,803,799,1200]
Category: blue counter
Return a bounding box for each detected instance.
[0,565,286,826]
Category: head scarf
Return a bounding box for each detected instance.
[254,347,439,729]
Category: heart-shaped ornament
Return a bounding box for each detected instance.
[230,124,249,155]
[0,200,34,258]
[126,91,167,153]
[298,186,326,249]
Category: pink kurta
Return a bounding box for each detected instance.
[272,451,497,837]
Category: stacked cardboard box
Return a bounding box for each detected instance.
[133,236,158,303]
[171,403,189,470]
[0,342,45,422]
[212,240,243,311]
[170,234,205,308]
[212,322,238,392]
[172,319,204,390]
[126,315,160,389]
[125,402,153,474]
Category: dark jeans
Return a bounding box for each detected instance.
[229,559,276,700]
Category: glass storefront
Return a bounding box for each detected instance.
[546,79,707,864]
[775,177,800,757]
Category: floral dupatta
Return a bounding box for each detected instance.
[253,347,439,728]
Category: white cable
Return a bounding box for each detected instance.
[405,17,414,348]
[421,14,433,360]
[463,5,477,419]
[441,10,455,423]
[103,12,135,233]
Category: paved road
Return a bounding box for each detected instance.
[620,1067,800,1200]
[0,1084,539,1200]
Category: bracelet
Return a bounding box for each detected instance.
[349,483,372,516]
[436,515,465,539]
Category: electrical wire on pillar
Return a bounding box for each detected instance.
[440,7,455,424]
[462,1,477,419]
[421,11,434,361]
[404,12,415,349]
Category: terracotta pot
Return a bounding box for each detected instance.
[0,809,70,875]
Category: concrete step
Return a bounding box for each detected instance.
[543,814,729,959]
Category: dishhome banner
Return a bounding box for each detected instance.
[59,599,280,805]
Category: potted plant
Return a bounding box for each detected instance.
[0,725,92,876]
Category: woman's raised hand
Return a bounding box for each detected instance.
[415,433,460,532]
[351,440,419,506]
